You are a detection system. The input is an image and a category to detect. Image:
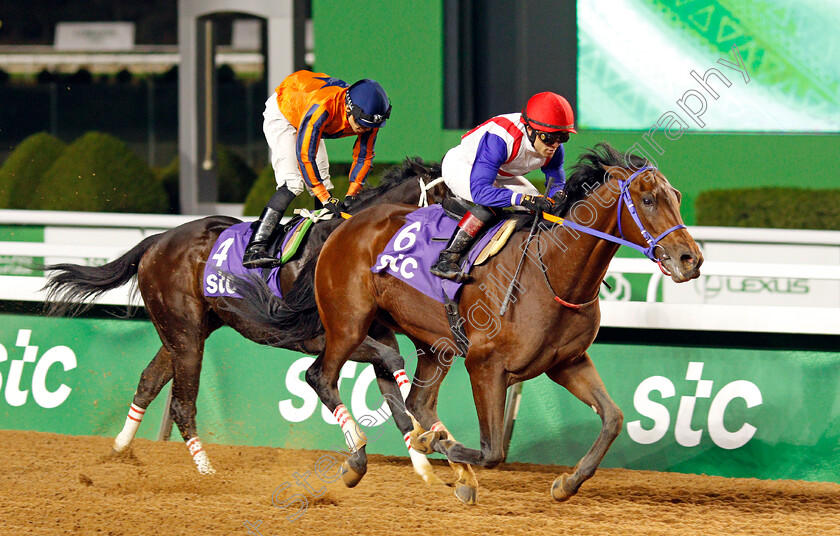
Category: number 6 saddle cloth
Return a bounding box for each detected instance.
[371,204,517,303]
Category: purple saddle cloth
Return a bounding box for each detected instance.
[203,221,295,299]
[371,205,506,303]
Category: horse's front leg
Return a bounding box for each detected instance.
[305,352,370,488]
[431,359,509,472]
[416,352,510,505]
[545,352,623,502]
[406,343,479,504]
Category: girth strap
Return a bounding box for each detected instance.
[443,295,470,357]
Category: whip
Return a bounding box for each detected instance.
[499,177,554,316]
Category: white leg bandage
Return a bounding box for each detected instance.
[333,404,367,452]
[393,369,411,400]
[113,403,145,452]
[186,437,216,475]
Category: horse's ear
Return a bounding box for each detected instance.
[408,157,430,177]
[600,165,631,181]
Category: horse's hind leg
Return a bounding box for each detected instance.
[113,346,174,453]
[546,352,623,502]
[166,336,215,474]
[350,334,443,486]
[306,348,370,488]
[145,291,218,474]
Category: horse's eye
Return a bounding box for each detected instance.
[642,196,654,207]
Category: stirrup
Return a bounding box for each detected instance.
[430,262,470,283]
[242,248,282,269]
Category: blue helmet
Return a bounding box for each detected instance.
[346,79,391,128]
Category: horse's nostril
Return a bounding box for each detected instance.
[681,254,695,266]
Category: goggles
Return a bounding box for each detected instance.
[536,131,569,146]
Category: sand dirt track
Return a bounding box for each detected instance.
[2,430,840,536]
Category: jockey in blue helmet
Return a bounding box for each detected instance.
[243,71,391,269]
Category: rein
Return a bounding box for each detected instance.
[530,227,600,309]
[418,176,445,207]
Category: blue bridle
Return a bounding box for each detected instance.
[558,166,686,264]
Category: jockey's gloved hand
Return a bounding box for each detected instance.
[322,197,343,218]
[339,195,357,212]
[520,195,553,215]
[550,190,567,208]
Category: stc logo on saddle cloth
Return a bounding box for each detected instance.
[627,362,762,450]
[0,329,77,409]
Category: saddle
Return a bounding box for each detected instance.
[251,214,314,268]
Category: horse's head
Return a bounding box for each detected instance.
[407,158,449,206]
[602,164,703,282]
[559,142,702,283]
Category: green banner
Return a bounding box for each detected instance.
[2,313,839,483]
[0,225,43,276]
[509,343,840,483]
[0,314,479,459]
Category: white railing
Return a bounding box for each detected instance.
[601,225,840,335]
[2,210,839,335]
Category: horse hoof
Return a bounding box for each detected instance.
[454,483,478,505]
[550,473,576,502]
[193,452,216,475]
[410,430,443,455]
[340,461,365,488]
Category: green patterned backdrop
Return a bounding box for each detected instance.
[578,0,840,131]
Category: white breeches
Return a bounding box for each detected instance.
[263,93,334,195]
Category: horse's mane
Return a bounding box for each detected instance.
[555,142,648,216]
[352,156,441,205]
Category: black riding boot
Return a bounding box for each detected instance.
[429,208,493,282]
[242,186,296,269]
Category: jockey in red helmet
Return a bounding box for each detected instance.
[243,70,391,269]
[430,92,576,282]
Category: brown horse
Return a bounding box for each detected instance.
[228,142,703,504]
[41,158,449,483]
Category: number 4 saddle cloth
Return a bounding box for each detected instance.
[201,216,313,299]
[371,204,516,303]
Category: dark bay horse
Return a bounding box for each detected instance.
[41,158,448,483]
[228,142,703,504]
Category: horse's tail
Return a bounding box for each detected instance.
[41,233,163,317]
[225,256,324,345]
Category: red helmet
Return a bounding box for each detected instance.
[521,92,576,133]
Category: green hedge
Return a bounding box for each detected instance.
[0,132,66,209]
[695,188,840,230]
[216,145,257,203]
[152,156,180,214]
[32,132,169,213]
[154,145,256,214]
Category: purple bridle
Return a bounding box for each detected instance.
[559,166,686,267]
